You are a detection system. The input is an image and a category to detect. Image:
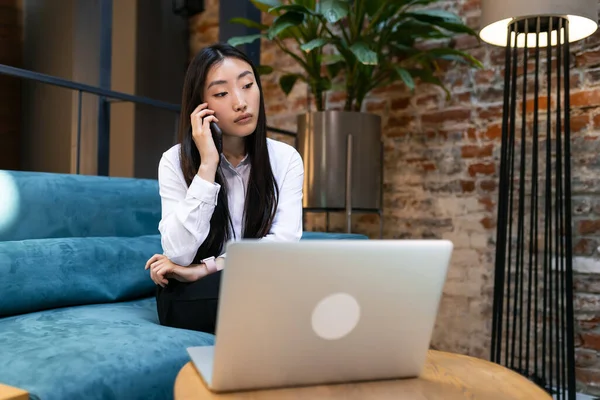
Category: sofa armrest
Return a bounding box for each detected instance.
[0,384,28,400]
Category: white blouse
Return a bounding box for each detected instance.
[157,138,304,266]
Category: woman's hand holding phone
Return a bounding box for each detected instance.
[191,103,220,182]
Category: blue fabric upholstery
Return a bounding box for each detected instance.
[0,170,161,241]
[301,231,369,240]
[0,169,370,400]
[0,298,214,400]
[0,235,161,317]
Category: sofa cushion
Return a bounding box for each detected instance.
[301,231,369,240]
[0,170,161,241]
[0,235,161,317]
[0,297,214,400]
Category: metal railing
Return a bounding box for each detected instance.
[0,63,296,175]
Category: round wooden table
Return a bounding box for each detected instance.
[174,350,552,399]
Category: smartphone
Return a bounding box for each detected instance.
[210,121,223,155]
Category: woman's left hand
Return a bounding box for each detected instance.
[145,254,205,285]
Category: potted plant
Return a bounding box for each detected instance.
[228,0,482,223]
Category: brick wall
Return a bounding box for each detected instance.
[190,0,600,394]
[0,0,22,170]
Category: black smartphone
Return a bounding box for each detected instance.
[210,121,223,155]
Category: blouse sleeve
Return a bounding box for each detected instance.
[157,154,220,266]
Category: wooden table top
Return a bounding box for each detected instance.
[174,350,552,399]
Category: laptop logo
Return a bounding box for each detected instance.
[311,293,360,340]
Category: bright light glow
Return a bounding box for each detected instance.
[0,171,20,234]
[480,15,598,47]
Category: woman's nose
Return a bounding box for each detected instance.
[232,92,248,111]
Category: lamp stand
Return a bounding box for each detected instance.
[490,16,576,400]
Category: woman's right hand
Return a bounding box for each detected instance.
[191,103,220,170]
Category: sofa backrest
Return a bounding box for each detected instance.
[0,169,369,317]
[0,170,161,241]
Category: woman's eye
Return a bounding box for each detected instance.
[243,82,254,89]
[214,92,227,97]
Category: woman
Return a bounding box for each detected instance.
[144,43,304,333]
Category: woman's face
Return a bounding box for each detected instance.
[203,57,260,138]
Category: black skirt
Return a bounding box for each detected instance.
[155,271,222,334]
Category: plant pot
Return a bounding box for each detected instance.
[296,110,382,211]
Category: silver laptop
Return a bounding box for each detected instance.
[187,239,453,393]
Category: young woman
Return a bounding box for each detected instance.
[144,43,304,333]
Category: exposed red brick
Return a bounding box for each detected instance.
[571,90,600,108]
[468,163,495,177]
[571,114,590,133]
[578,315,600,330]
[415,94,438,108]
[422,163,436,171]
[525,96,551,113]
[480,180,497,192]
[578,220,600,235]
[574,238,597,256]
[480,217,495,229]
[516,62,536,77]
[365,100,386,114]
[391,97,410,109]
[582,333,600,352]
[386,115,413,130]
[478,105,503,121]
[452,34,480,50]
[577,50,600,68]
[576,349,598,368]
[466,127,477,140]
[474,70,495,85]
[406,157,427,164]
[328,91,346,103]
[461,180,475,193]
[479,197,496,212]
[460,0,481,13]
[461,144,493,158]
[422,108,472,125]
[483,124,502,140]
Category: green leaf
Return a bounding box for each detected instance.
[364,0,387,17]
[437,21,478,36]
[318,0,349,23]
[406,10,463,24]
[403,0,439,7]
[300,38,329,52]
[313,77,332,92]
[326,60,345,79]
[267,12,305,39]
[395,67,415,91]
[280,74,301,95]
[257,65,274,75]
[229,17,268,31]
[349,42,378,65]
[323,53,345,64]
[227,34,262,47]
[268,4,315,15]
[296,0,316,9]
[421,48,483,69]
[250,0,281,13]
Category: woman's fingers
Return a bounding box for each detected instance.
[191,103,208,115]
[145,254,163,270]
[154,266,170,286]
[202,115,219,133]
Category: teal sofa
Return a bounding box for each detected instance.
[0,170,367,400]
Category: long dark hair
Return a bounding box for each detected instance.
[178,43,279,264]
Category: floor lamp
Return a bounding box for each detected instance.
[480,2,598,399]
